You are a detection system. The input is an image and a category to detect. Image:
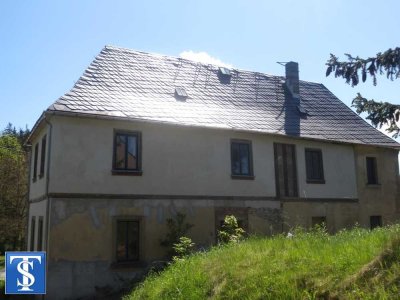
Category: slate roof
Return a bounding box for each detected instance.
[48,45,399,148]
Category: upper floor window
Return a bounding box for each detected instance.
[113,131,142,175]
[366,157,378,184]
[39,135,47,177]
[274,143,298,197]
[33,143,39,181]
[305,148,325,183]
[231,140,253,178]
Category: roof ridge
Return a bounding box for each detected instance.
[103,44,324,85]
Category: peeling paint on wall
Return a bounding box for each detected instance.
[89,206,101,228]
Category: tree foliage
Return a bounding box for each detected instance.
[0,123,30,252]
[326,47,400,137]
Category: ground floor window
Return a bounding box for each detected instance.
[30,216,36,251]
[370,215,382,230]
[116,220,140,261]
[37,216,44,251]
[311,216,326,228]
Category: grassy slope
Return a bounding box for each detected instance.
[126,225,400,300]
[0,256,4,296]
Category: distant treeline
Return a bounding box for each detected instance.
[0,123,30,253]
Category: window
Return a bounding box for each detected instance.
[113,131,141,174]
[305,149,325,183]
[39,135,46,177]
[33,143,39,181]
[231,140,253,178]
[274,143,298,197]
[30,217,36,251]
[174,87,188,100]
[370,216,382,230]
[116,220,140,262]
[312,216,326,228]
[218,67,232,83]
[366,157,378,184]
[37,217,44,251]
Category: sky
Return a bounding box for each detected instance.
[0,0,399,139]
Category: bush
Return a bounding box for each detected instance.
[218,215,245,244]
[160,213,194,258]
[172,237,195,261]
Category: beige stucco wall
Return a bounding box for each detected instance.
[27,199,48,251]
[47,115,357,199]
[354,145,400,227]
[29,125,50,201]
[282,144,400,231]
[48,198,280,262]
[282,201,359,232]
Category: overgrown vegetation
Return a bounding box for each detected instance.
[160,213,193,258]
[0,123,30,253]
[0,280,4,296]
[172,237,195,261]
[126,225,400,299]
[217,215,245,244]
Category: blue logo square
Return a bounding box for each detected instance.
[5,252,46,294]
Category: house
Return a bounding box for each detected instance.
[27,46,400,299]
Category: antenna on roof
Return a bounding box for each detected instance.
[277,62,288,66]
[254,73,260,102]
[232,69,239,93]
[204,64,212,89]
[193,63,202,86]
[173,58,183,83]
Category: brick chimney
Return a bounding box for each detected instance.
[285,61,299,98]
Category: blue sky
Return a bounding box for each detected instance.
[0,0,399,135]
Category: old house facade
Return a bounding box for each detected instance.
[27,46,400,299]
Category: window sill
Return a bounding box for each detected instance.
[231,174,255,180]
[306,179,325,184]
[112,170,143,176]
[110,261,147,271]
[366,183,381,188]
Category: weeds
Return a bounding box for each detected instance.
[125,224,400,300]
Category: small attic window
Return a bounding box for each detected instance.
[218,67,232,84]
[175,87,188,100]
[219,67,231,77]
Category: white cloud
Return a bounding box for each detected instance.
[179,50,233,68]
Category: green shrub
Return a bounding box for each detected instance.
[172,237,195,261]
[160,213,194,258]
[218,215,245,244]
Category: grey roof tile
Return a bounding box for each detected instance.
[47,45,399,148]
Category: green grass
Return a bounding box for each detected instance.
[125,225,400,299]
